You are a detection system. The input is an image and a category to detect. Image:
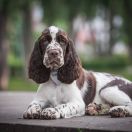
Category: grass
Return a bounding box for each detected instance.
[8,77,38,91]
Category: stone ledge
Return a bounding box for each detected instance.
[0,92,132,132]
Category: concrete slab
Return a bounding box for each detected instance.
[0,92,132,132]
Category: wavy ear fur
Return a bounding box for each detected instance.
[57,39,82,84]
[28,39,50,83]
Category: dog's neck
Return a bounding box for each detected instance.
[50,70,61,86]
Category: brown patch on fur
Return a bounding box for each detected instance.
[28,29,51,83]
[99,79,132,99]
[83,72,96,105]
[56,30,68,39]
[76,70,85,89]
[39,29,51,55]
[57,39,82,84]
[56,30,68,56]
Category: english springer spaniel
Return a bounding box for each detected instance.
[23,26,132,119]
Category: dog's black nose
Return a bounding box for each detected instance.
[48,50,59,58]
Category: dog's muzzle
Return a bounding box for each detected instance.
[43,48,64,69]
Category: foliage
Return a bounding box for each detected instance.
[1,0,132,90]
[82,55,130,71]
[9,77,37,91]
[41,0,98,30]
[82,55,132,81]
[8,53,24,76]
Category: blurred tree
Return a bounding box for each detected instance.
[41,0,112,57]
[90,0,123,56]
[122,0,132,58]
[41,0,69,28]
[0,0,34,90]
[41,0,97,33]
[1,0,132,91]
[63,0,98,40]
[102,0,116,55]
[20,0,34,74]
[41,0,60,25]
[0,0,10,90]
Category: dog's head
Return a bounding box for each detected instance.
[28,26,82,84]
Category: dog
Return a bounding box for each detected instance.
[23,26,132,119]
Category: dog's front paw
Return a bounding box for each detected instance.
[23,104,42,119]
[85,103,109,116]
[109,106,129,118]
[41,108,60,120]
[85,103,99,116]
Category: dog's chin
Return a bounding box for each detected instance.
[43,60,64,70]
[49,63,62,70]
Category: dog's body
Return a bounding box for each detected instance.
[23,26,132,119]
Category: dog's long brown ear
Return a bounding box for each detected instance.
[58,39,82,84]
[28,39,50,83]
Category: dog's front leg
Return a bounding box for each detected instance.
[23,83,53,119]
[41,101,85,119]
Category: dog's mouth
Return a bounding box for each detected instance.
[44,58,64,70]
[49,60,60,65]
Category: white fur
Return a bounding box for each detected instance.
[100,86,131,105]
[49,26,59,37]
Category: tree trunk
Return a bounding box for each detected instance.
[0,10,9,90]
[128,44,132,57]
[22,3,33,76]
[123,0,132,59]
[108,7,114,55]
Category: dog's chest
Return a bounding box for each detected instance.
[48,84,70,106]
[38,71,81,106]
[48,72,69,105]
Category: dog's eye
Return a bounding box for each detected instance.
[43,35,51,44]
[57,36,66,44]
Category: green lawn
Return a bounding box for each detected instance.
[9,77,38,91]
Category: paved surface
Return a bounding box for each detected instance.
[0,92,132,132]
